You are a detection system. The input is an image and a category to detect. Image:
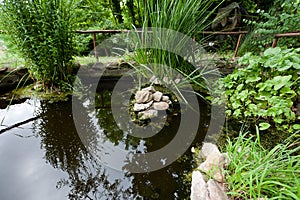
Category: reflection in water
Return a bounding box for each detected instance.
[0,90,209,199]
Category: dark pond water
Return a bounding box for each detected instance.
[0,85,210,200]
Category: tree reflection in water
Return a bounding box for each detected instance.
[33,90,203,199]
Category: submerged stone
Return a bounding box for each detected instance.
[138,109,158,120]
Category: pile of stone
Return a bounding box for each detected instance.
[133,86,172,120]
[191,143,230,200]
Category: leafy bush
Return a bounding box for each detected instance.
[0,0,77,91]
[217,47,300,132]
[225,129,300,199]
[240,0,300,53]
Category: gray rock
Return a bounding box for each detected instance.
[199,143,226,182]
[201,143,220,158]
[153,102,169,110]
[138,109,158,120]
[135,90,153,104]
[161,95,170,102]
[191,171,209,200]
[153,91,163,102]
[207,179,228,200]
[141,86,156,92]
[133,101,153,112]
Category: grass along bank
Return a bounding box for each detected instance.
[224,128,300,199]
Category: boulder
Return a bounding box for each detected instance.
[207,179,228,200]
[135,90,153,104]
[161,95,170,102]
[153,91,163,102]
[198,143,226,182]
[153,102,169,110]
[190,171,209,200]
[133,101,153,112]
[141,86,156,92]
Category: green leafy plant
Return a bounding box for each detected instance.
[217,47,300,132]
[225,128,300,199]
[240,0,300,53]
[0,0,78,91]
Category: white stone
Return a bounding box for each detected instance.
[201,143,221,158]
[141,86,156,92]
[133,101,153,112]
[190,171,209,200]
[153,91,163,102]
[199,143,226,182]
[153,102,169,110]
[138,109,158,120]
[161,95,170,102]
[135,90,153,103]
[207,179,228,200]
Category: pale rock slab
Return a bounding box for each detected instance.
[133,101,153,112]
[207,179,229,200]
[161,95,170,102]
[141,86,156,92]
[135,90,153,104]
[199,143,226,182]
[153,91,163,102]
[190,171,209,200]
[153,102,169,110]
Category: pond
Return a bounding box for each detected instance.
[0,80,210,200]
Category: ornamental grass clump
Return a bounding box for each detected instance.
[225,128,300,199]
[0,0,77,91]
[128,0,221,97]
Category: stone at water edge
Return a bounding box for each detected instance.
[198,143,226,183]
[141,86,156,92]
[190,171,209,200]
[153,102,169,110]
[133,101,153,112]
[161,95,170,102]
[207,179,229,200]
[153,91,163,102]
[201,143,221,159]
[135,90,153,104]
[138,109,158,120]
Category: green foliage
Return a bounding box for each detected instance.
[128,0,219,98]
[241,0,300,53]
[0,0,78,91]
[225,129,300,199]
[217,47,300,132]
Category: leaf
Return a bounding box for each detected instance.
[293,124,300,130]
[263,47,281,57]
[272,75,292,90]
[259,122,271,130]
[245,76,261,83]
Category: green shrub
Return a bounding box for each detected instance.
[240,0,300,53]
[225,129,300,199]
[217,47,300,132]
[0,0,77,91]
